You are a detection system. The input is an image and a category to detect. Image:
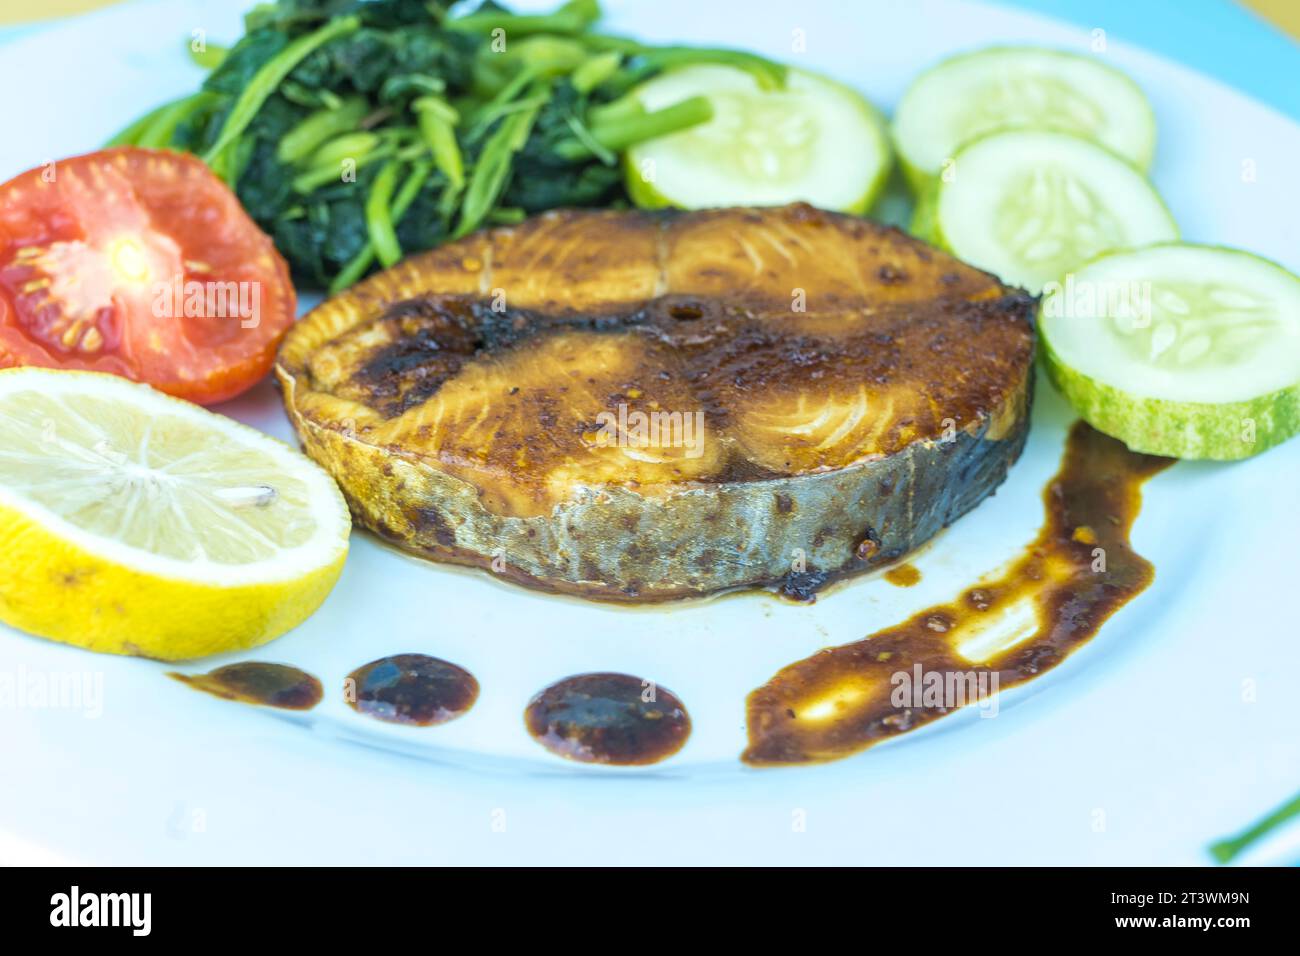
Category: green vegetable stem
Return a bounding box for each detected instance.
[110,0,785,289]
[1209,789,1300,863]
[203,15,362,182]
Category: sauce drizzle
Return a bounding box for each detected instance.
[743,422,1174,766]
[345,653,479,726]
[525,672,691,765]
[884,563,921,587]
[169,662,322,711]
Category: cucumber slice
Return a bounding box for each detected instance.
[625,65,891,213]
[1040,244,1300,460]
[893,46,1156,191]
[934,129,1177,293]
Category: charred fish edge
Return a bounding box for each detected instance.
[276,363,1033,602]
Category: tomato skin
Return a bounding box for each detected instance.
[0,148,296,404]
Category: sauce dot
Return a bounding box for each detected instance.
[524,672,691,765]
[884,563,921,587]
[169,662,322,710]
[345,654,479,726]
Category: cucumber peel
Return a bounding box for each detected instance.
[908,185,940,245]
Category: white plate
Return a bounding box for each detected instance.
[1,0,1298,865]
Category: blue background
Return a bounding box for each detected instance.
[1011,0,1300,119]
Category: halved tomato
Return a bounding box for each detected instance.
[0,148,295,404]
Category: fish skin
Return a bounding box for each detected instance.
[277,204,1037,602]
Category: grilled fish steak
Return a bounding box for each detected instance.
[277,204,1036,601]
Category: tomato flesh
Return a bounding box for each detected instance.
[0,148,295,404]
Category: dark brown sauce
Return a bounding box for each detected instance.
[525,672,691,765]
[345,653,479,726]
[169,662,322,711]
[743,422,1174,766]
[884,563,922,587]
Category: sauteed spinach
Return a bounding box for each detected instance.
[110,0,784,290]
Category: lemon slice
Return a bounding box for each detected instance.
[0,368,350,659]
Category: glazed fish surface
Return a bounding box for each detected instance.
[276,204,1036,601]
